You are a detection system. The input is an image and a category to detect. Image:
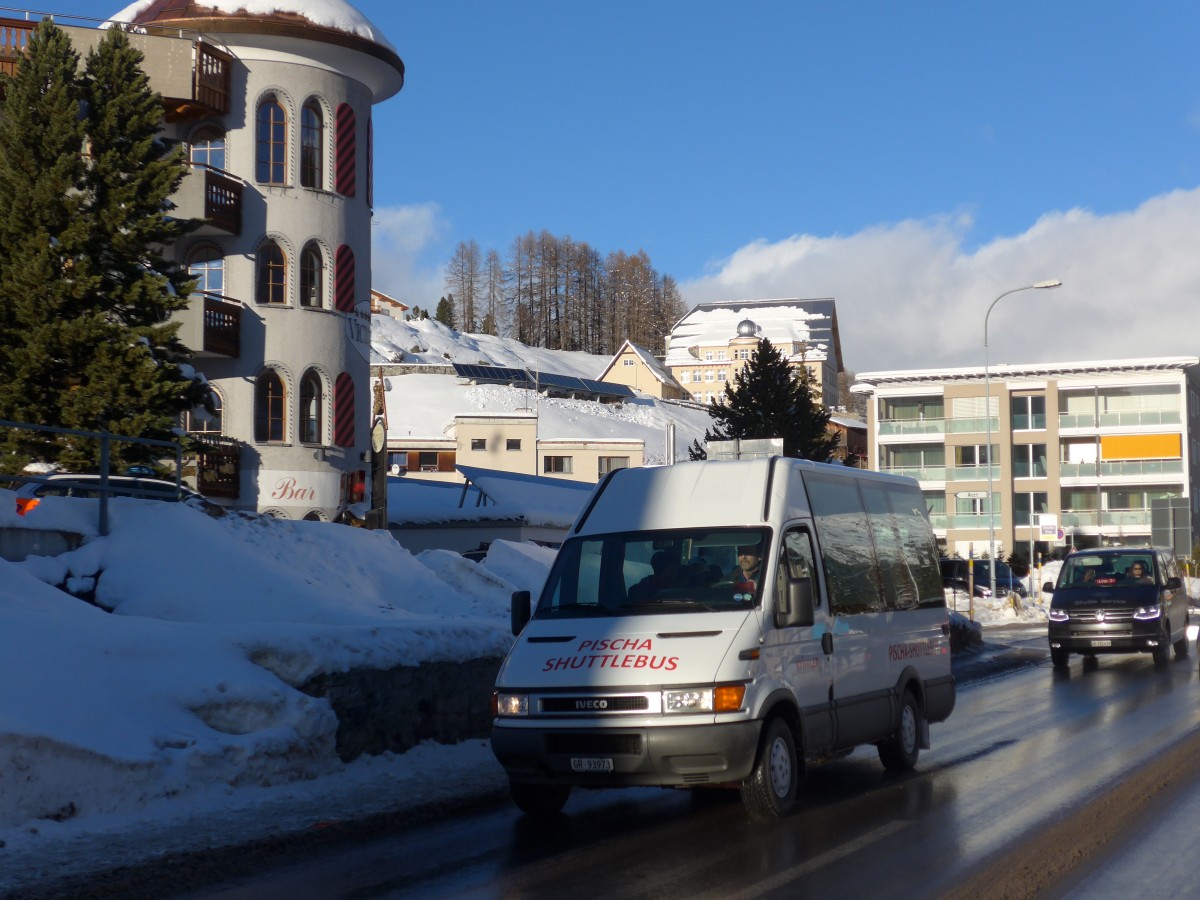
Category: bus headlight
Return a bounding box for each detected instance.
[494,692,528,716]
[1133,605,1162,620]
[663,684,745,714]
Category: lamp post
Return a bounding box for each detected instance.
[984,279,1062,599]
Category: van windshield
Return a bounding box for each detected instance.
[534,528,771,618]
[1061,553,1157,587]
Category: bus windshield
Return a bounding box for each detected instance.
[534,528,771,618]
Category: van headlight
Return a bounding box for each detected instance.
[494,692,528,716]
[1133,605,1162,620]
[1048,608,1069,622]
[663,684,745,714]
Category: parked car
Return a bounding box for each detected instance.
[12,473,208,516]
[940,558,1029,598]
[1045,546,1191,668]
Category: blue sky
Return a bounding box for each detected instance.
[36,2,1200,370]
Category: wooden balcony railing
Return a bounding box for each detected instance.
[0,18,32,78]
[194,42,231,114]
[203,167,242,233]
[194,434,240,498]
[201,292,241,357]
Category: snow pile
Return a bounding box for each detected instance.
[0,490,554,838]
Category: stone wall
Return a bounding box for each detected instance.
[301,657,504,762]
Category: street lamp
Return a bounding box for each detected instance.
[984,279,1062,599]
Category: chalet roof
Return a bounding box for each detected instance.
[596,340,683,392]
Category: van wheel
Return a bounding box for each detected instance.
[1153,622,1171,667]
[510,781,570,817]
[1051,647,1070,669]
[878,689,920,772]
[1174,632,1190,659]
[741,718,800,820]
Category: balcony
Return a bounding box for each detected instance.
[878,465,947,482]
[878,418,947,437]
[1058,410,1182,430]
[946,417,997,435]
[947,465,999,481]
[194,435,240,498]
[1059,459,1184,479]
[0,19,30,79]
[173,292,242,358]
[1059,509,1152,530]
[176,164,243,234]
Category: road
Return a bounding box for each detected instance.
[188,625,1200,899]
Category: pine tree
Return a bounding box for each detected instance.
[703,338,840,461]
[0,22,210,473]
[435,294,457,329]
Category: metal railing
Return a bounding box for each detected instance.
[0,419,183,536]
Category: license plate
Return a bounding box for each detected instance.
[571,757,614,773]
[1091,639,1112,648]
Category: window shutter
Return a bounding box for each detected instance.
[334,372,355,447]
[335,244,355,312]
[335,103,356,196]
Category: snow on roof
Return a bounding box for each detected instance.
[853,355,1200,388]
[110,0,399,54]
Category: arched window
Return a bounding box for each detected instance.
[300,100,323,189]
[300,243,324,308]
[185,392,223,434]
[256,95,287,184]
[256,240,287,305]
[299,370,323,444]
[334,244,355,312]
[333,372,355,447]
[188,246,224,297]
[191,126,226,171]
[255,370,286,442]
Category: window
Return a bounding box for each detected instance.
[333,372,354,447]
[717,350,727,361]
[954,444,994,467]
[300,243,324,308]
[190,126,226,170]
[1013,443,1048,478]
[598,456,628,477]
[623,358,635,367]
[544,456,573,474]
[299,370,322,443]
[185,393,222,433]
[704,351,713,361]
[717,370,727,382]
[882,397,944,421]
[705,370,715,382]
[418,451,439,471]
[300,100,323,189]
[680,371,690,384]
[1014,492,1049,527]
[256,241,287,305]
[188,247,224,296]
[1011,395,1046,430]
[256,95,287,184]
[802,472,883,614]
[471,438,486,451]
[506,438,521,451]
[255,370,286,442]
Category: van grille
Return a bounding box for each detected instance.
[541,696,649,713]
[1071,609,1134,624]
[545,733,643,755]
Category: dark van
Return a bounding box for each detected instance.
[1046,547,1191,668]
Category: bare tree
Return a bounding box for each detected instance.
[445,240,481,332]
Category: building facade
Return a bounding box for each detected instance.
[596,340,686,401]
[12,3,405,521]
[663,298,843,408]
[853,357,1200,560]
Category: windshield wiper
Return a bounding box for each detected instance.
[621,598,716,612]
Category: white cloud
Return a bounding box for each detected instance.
[370,202,449,306]
[681,189,1200,373]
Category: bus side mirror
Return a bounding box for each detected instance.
[1043,581,1055,593]
[775,577,815,629]
[511,590,531,635]
[1166,576,1182,590]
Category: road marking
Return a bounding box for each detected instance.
[719,819,909,899]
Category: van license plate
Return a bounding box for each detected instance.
[571,757,613,773]
[1091,639,1112,647]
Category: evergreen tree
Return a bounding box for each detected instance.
[0,22,209,473]
[703,338,839,461]
[434,294,457,329]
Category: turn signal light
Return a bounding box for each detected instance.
[713,685,746,712]
[15,497,39,516]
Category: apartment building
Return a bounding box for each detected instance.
[1,3,405,521]
[853,357,1200,560]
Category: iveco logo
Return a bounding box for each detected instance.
[575,699,609,710]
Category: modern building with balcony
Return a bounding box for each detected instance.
[852,357,1200,560]
[2,3,406,520]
